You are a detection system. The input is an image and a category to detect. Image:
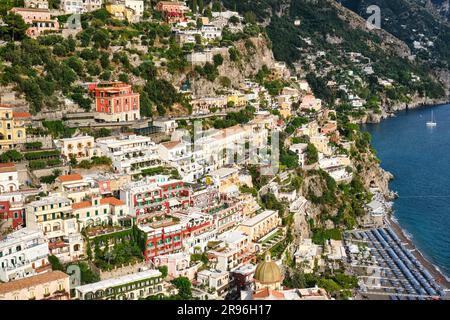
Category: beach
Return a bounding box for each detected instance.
[385,213,450,290]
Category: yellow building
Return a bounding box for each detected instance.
[227,94,248,108]
[0,106,31,151]
[105,3,136,22]
[238,210,281,242]
[279,102,292,119]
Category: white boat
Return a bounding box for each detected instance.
[426,111,437,127]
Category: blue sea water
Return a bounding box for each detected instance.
[363,104,450,278]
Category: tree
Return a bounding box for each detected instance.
[243,11,257,24]
[196,17,203,29]
[213,54,223,66]
[212,0,221,12]
[306,143,318,165]
[191,0,197,14]
[48,0,61,9]
[229,15,239,25]
[171,277,192,299]
[118,73,129,83]
[92,29,110,49]
[69,154,78,166]
[198,0,204,13]
[140,91,153,118]
[158,266,168,278]
[0,150,23,163]
[78,262,100,285]
[0,13,28,41]
[48,255,64,271]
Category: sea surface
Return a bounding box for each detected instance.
[363,103,450,278]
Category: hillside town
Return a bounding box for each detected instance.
[0,0,448,302]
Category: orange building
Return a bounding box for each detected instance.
[88,82,140,122]
[155,1,189,23]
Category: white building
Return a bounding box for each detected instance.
[61,0,102,14]
[201,24,222,40]
[197,269,230,295]
[96,134,160,175]
[54,135,98,162]
[153,119,178,135]
[208,231,254,271]
[71,196,128,230]
[289,143,308,167]
[26,195,83,263]
[24,0,49,9]
[0,163,19,194]
[0,228,50,282]
[75,269,165,300]
[125,0,144,19]
[318,155,352,183]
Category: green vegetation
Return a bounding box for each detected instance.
[39,169,62,184]
[0,150,23,163]
[311,228,342,245]
[76,156,112,169]
[42,121,75,138]
[171,277,193,300]
[212,105,255,128]
[48,255,64,271]
[25,141,43,150]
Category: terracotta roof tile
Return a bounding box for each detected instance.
[100,197,124,206]
[0,271,68,295]
[161,140,181,150]
[71,201,91,210]
[0,163,16,173]
[12,111,32,119]
[57,174,83,183]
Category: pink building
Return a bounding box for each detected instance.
[88,82,140,122]
[152,252,201,280]
[10,8,59,38]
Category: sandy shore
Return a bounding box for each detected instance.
[385,214,450,289]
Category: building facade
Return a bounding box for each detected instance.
[0,271,70,300]
[26,196,83,262]
[75,269,164,300]
[89,82,140,122]
[10,8,59,38]
[0,106,30,151]
[155,1,189,23]
[55,135,97,162]
[0,163,19,194]
[0,228,50,282]
[96,134,160,175]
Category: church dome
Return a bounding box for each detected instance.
[254,253,282,284]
